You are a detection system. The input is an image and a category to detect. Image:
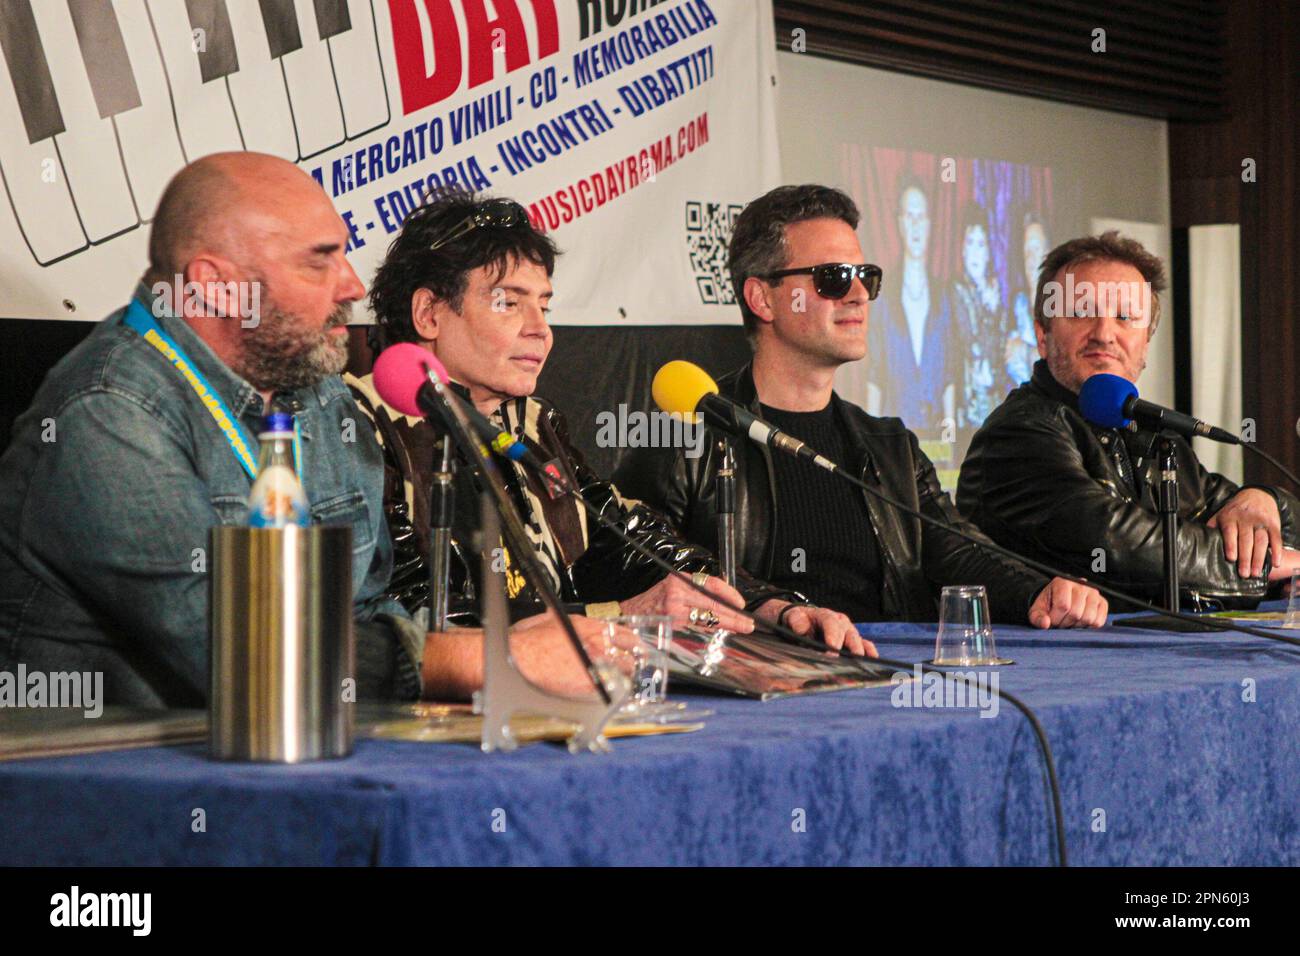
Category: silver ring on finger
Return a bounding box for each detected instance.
[691,571,709,588]
[698,609,719,628]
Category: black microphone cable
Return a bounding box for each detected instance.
[670,395,1300,647]
[459,381,1300,863]
[1239,442,1300,491]
[450,384,1300,865]
[533,427,1300,865]
[821,459,1300,648]
[486,437,1073,867]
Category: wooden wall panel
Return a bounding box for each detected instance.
[772,0,1227,119]
[1168,0,1299,485]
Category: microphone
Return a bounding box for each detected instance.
[1078,373,1239,444]
[373,342,457,418]
[371,341,608,702]
[373,343,572,493]
[652,361,839,472]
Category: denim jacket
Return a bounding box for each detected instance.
[0,285,422,706]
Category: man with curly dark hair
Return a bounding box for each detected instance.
[349,189,861,657]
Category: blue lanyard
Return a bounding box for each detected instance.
[121,299,301,481]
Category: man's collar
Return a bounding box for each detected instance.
[728,358,874,473]
[130,281,330,419]
[1031,359,1081,409]
[447,380,473,403]
[732,361,760,409]
[130,278,345,416]
[733,358,843,415]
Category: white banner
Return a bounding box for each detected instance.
[0,0,779,325]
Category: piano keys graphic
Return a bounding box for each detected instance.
[0,0,391,267]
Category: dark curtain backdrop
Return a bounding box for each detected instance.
[536,325,752,475]
[350,323,754,476]
[0,319,94,450]
[350,324,753,477]
[1168,0,1300,487]
[4,323,751,482]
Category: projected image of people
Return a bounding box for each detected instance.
[1007,212,1050,387]
[868,173,956,440]
[847,147,1059,485]
[952,202,1003,428]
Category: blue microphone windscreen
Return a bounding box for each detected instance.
[1078,373,1138,428]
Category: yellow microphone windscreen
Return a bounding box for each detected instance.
[652,360,718,419]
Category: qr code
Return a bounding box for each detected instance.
[685,201,743,305]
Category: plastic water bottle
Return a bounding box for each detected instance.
[247,412,310,528]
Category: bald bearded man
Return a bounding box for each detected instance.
[0,152,616,706]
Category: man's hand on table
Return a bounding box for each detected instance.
[1267,547,1300,585]
[757,600,878,658]
[421,611,637,700]
[1208,488,1283,579]
[507,610,637,696]
[619,572,753,634]
[1028,578,1108,629]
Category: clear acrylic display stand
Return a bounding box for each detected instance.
[472,495,629,754]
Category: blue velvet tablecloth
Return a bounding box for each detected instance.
[2,606,1299,866]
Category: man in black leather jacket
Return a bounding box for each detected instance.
[352,188,863,669]
[613,184,1108,630]
[958,231,1300,608]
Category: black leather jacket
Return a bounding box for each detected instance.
[957,360,1299,608]
[348,375,799,623]
[612,363,1050,623]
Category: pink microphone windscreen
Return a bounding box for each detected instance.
[372,343,449,418]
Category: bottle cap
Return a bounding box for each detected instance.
[261,412,295,435]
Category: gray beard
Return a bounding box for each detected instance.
[238,302,351,393]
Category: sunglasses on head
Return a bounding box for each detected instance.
[761,263,883,300]
[428,198,530,251]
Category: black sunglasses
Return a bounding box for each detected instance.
[761,263,882,300]
[428,198,530,251]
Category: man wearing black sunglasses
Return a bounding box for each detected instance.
[614,184,1108,634]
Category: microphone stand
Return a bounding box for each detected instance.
[500,409,1300,861]
[428,435,455,632]
[1157,434,1180,612]
[419,373,611,704]
[715,438,737,588]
